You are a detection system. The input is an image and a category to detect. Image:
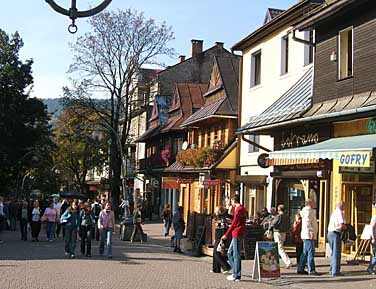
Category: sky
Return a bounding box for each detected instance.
[0,0,297,99]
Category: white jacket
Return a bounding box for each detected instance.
[300,206,318,240]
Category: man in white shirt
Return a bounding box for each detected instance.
[367,203,376,275]
[327,201,346,277]
[297,199,319,275]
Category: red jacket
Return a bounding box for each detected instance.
[225,205,247,238]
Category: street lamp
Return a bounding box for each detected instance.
[85,121,129,219]
[45,0,112,33]
[15,151,40,198]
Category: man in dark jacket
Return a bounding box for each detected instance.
[271,204,293,268]
[221,195,247,282]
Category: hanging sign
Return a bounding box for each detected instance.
[252,242,281,282]
[203,179,221,186]
[177,179,194,184]
[338,151,371,167]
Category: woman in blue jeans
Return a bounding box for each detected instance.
[61,201,79,259]
[98,202,115,258]
[367,212,376,275]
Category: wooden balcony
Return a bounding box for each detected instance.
[137,154,176,171]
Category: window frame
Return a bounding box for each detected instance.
[304,30,314,66]
[281,35,289,75]
[247,135,260,153]
[338,26,354,80]
[250,49,262,87]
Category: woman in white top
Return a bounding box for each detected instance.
[367,204,376,275]
[31,200,42,242]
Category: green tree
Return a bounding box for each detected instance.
[54,106,108,193]
[63,9,174,208]
[0,29,53,196]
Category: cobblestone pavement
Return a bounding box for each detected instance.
[1,223,376,289]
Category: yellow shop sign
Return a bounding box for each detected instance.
[338,151,371,167]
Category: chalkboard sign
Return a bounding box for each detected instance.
[192,225,205,257]
[252,242,281,282]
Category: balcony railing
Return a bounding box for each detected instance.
[137,154,176,171]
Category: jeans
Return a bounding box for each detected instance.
[227,237,242,280]
[163,219,170,235]
[47,222,56,241]
[80,226,92,255]
[368,242,376,271]
[298,239,316,273]
[64,226,77,255]
[99,228,112,257]
[20,219,28,240]
[273,232,292,267]
[327,231,342,275]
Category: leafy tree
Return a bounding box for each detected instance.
[63,9,174,207]
[54,106,108,193]
[0,29,53,196]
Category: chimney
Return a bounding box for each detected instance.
[215,42,224,48]
[178,55,186,63]
[191,39,203,59]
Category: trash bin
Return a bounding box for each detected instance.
[120,217,133,241]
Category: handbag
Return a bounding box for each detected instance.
[41,215,48,222]
[216,240,225,254]
[264,229,273,241]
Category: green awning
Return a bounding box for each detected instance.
[269,134,375,167]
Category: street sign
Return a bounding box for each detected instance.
[203,179,221,186]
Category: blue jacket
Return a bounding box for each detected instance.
[60,210,79,229]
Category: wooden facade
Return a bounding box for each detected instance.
[314,0,376,103]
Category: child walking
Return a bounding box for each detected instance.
[79,202,95,257]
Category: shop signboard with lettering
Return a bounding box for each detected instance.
[252,242,280,281]
[338,151,371,167]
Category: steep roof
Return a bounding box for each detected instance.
[232,0,324,51]
[181,56,240,127]
[264,8,285,24]
[161,83,207,133]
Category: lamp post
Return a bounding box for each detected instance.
[45,0,112,33]
[15,151,40,199]
[85,121,129,219]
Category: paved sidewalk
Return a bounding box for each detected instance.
[0,222,375,289]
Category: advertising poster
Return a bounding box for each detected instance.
[252,241,280,281]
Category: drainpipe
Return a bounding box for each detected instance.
[241,135,271,152]
[291,29,315,47]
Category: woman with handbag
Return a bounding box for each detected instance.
[211,206,231,274]
[130,203,145,242]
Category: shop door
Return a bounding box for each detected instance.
[318,180,330,247]
[342,184,373,253]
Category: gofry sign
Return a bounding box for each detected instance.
[338,151,371,167]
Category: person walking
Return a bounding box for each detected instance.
[53,197,62,238]
[367,203,376,275]
[327,201,346,277]
[162,203,172,237]
[292,212,303,265]
[0,197,6,244]
[43,201,59,242]
[30,200,42,242]
[130,204,145,242]
[297,199,319,275]
[98,202,115,258]
[221,195,247,282]
[270,204,293,269]
[211,206,231,274]
[79,202,95,257]
[61,201,80,259]
[92,198,102,241]
[172,206,185,254]
[18,201,29,241]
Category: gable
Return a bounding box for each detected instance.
[208,62,223,90]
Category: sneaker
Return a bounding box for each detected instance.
[234,279,240,282]
[107,255,112,259]
[49,240,53,243]
[332,272,344,277]
[367,268,375,275]
[227,275,237,281]
[65,252,69,256]
[297,270,309,275]
[222,270,231,275]
[70,254,75,259]
[309,271,320,276]
[173,247,177,252]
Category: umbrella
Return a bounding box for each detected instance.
[61,191,87,200]
[50,193,60,198]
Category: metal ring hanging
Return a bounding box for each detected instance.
[45,0,112,34]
